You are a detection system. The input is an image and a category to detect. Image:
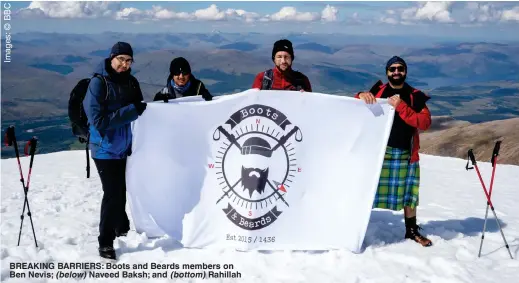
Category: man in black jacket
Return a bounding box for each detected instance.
[153,57,212,102]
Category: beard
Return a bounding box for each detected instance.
[241,166,269,198]
[276,63,291,73]
[387,73,406,86]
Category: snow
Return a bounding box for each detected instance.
[1,150,518,282]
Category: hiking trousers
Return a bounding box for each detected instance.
[93,158,130,247]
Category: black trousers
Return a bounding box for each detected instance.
[93,158,130,247]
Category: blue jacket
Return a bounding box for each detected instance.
[83,59,143,159]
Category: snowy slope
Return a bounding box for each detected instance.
[1,150,518,283]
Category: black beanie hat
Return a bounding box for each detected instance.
[386,56,407,71]
[169,57,191,76]
[110,42,133,58]
[272,39,294,61]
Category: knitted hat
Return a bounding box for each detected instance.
[110,42,133,58]
[272,39,294,61]
[386,56,407,71]
[169,57,191,75]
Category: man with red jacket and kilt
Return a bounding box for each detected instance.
[356,56,433,247]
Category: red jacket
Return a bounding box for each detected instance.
[355,82,431,163]
[252,67,312,92]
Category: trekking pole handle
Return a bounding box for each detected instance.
[492,141,501,156]
[26,137,38,169]
[491,141,501,167]
[5,125,15,146]
[29,137,38,155]
[468,149,476,165]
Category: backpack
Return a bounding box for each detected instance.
[68,74,109,141]
[68,74,108,178]
[261,69,305,91]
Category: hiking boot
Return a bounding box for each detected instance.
[98,246,116,260]
[405,225,432,247]
[115,229,128,237]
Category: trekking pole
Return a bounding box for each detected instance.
[4,126,39,247]
[467,148,512,259]
[17,137,39,247]
[5,126,29,245]
[5,126,26,198]
[478,141,501,257]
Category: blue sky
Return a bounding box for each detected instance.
[5,1,519,41]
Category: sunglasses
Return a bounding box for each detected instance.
[388,66,405,72]
[172,70,190,76]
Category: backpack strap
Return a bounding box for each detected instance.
[374,83,388,98]
[261,69,273,90]
[410,88,419,107]
[91,74,109,138]
[292,71,305,91]
[92,73,109,101]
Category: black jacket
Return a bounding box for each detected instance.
[153,76,212,102]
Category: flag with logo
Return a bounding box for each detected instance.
[126,89,395,253]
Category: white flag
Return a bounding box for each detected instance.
[126,89,394,253]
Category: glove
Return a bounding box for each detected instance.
[203,94,212,101]
[134,102,147,116]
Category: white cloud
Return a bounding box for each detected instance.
[152,6,192,20]
[402,2,518,24]
[225,9,261,23]
[402,1,454,23]
[17,3,341,24]
[115,7,148,21]
[380,1,454,25]
[15,1,519,27]
[114,5,193,21]
[267,7,319,22]
[264,6,339,22]
[467,3,502,22]
[321,5,338,22]
[380,17,399,25]
[380,9,400,25]
[193,4,226,21]
[17,3,339,24]
[501,6,519,22]
[463,3,519,23]
[114,4,259,22]
[19,1,120,19]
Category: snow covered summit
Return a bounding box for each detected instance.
[1,150,518,282]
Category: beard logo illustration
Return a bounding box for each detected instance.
[212,104,303,231]
[241,167,269,198]
[240,136,273,197]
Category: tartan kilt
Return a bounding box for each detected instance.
[372,146,420,211]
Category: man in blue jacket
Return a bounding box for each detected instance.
[83,42,147,260]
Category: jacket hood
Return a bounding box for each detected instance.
[93,58,110,77]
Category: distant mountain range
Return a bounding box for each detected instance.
[421,117,519,166]
[1,32,518,158]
